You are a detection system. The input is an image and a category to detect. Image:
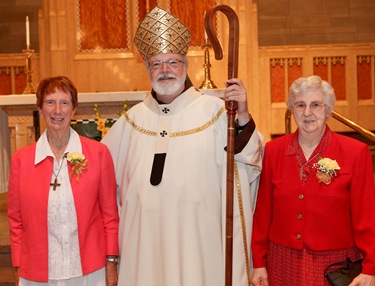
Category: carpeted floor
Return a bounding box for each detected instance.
[0,193,16,286]
[0,193,9,247]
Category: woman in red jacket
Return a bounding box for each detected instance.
[251,75,375,286]
[8,76,119,286]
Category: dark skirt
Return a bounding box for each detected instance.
[267,241,362,286]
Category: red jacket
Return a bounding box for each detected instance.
[252,129,375,274]
[8,136,119,282]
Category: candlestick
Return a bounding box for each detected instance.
[26,16,30,48]
[146,0,150,13]
[199,43,217,89]
[22,48,36,94]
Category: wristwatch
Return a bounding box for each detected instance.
[106,256,120,264]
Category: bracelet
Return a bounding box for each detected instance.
[106,256,120,264]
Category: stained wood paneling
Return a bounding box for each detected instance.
[331,62,346,101]
[357,57,372,100]
[0,74,11,95]
[270,60,285,103]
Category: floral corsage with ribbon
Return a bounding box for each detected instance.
[66,152,88,182]
[313,157,340,185]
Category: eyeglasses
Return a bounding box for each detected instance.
[148,59,185,70]
[292,101,326,112]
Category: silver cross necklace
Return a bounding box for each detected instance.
[50,157,65,191]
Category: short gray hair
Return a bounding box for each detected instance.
[286,75,336,116]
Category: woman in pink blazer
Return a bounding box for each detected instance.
[251,75,375,286]
[8,76,119,286]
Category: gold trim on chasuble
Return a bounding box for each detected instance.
[123,106,226,136]
[234,162,251,284]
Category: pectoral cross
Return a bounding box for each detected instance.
[50,178,61,191]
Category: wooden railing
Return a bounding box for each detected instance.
[285,109,375,143]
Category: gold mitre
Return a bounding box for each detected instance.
[134,6,192,60]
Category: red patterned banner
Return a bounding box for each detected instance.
[79,0,128,51]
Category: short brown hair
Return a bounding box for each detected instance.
[36,76,78,109]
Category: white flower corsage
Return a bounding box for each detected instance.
[313,157,340,185]
[66,152,88,182]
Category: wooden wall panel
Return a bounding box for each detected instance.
[331,61,346,101]
[357,56,372,100]
[0,73,11,95]
[313,57,346,101]
[270,60,285,103]
[15,74,27,94]
[270,58,302,104]
[79,0,128,51]
[287,59,302,92]
[0,66,27,95]
[313,60,329,82]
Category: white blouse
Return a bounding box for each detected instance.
[36,129,82,279]
[20,128,105,285]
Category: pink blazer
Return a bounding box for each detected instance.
[8,136,119,282]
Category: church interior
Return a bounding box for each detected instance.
[1,0,375,284]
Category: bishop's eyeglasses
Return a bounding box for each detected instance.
[148,59,185,71]
[292,101,326,112]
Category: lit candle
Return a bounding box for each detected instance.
[204,11,208,44]
[26,16,30,47]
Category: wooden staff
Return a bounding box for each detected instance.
[204,5,239,286]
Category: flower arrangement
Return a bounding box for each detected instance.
[313,157,340,185]
[94,101,128,138]
[66,152,88,182]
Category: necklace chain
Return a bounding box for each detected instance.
[50,156,65,191]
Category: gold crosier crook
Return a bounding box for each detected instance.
[205,5,241,286]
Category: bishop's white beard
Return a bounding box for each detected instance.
[151,71,186,96]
